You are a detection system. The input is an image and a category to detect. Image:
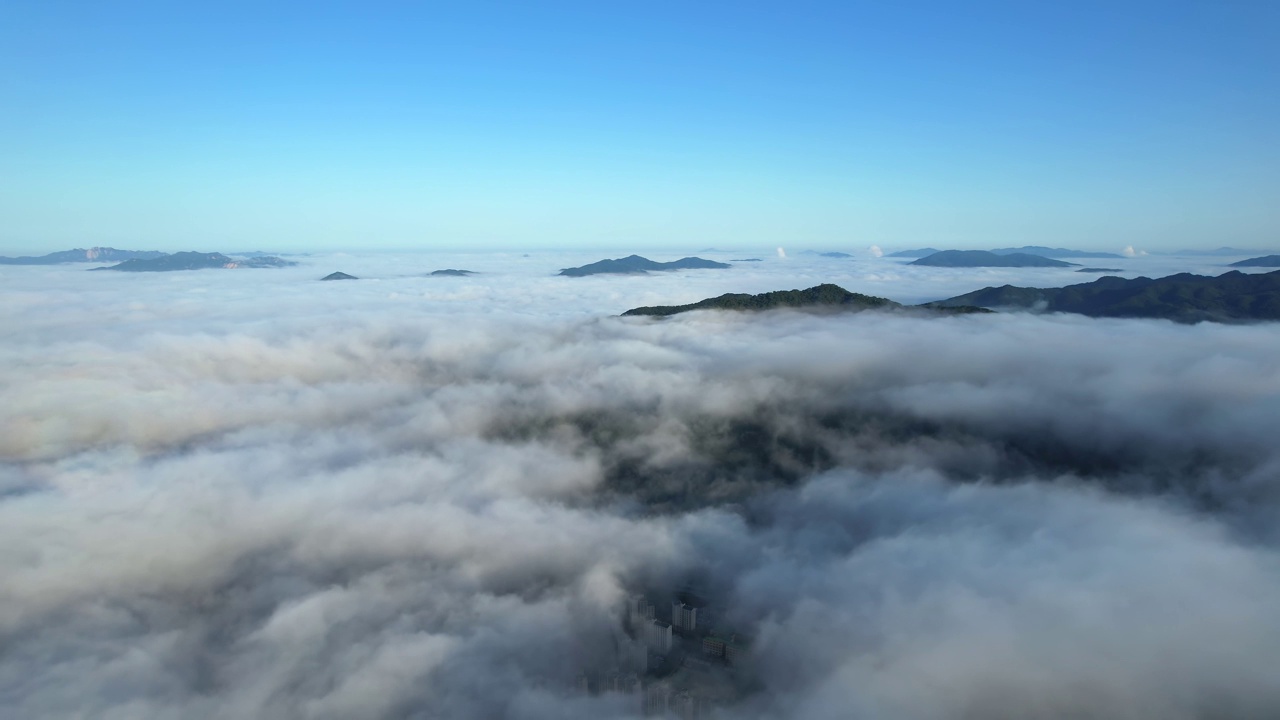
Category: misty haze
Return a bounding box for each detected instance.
[3,3,1280,720]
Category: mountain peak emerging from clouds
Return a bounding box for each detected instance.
[0,247,168,265]
[558,255,731,277]
[912,250,1077,268]
[623,283,991,317]
[930,269,1280,322]
[93,252,297,272]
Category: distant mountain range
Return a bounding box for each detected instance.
[321,272,358,281]
[1156,247,1272,257]
[229,251,297,258]
[989,246,1125,259]
[1077,267,1124,273]
[0,247,306,271]
[622,284,991,318]
[887,248,941,258]
[928,270,1280,322]
[92,252,296,272]
[1229,255,1280,268]
[430,269,477,276]
[0,247,167,265]
[911,250,1076,268]
[890,246,1121,260]
[559,255,731,277]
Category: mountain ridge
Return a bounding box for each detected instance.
[559,255,731,277]
[92,252,297,271]
[0,247,167,265]
[929,270,1280,322]
[989,246,1125,259]
[1229,255,1280,268]
[911,250,1076,268]
[622,284,991,318]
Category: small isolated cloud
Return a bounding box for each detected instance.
[1122,245,1148,257]
[868,245,884,258]
[777,247,787,259]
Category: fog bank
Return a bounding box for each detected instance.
[2,260,1279,718]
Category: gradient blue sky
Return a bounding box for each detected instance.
[2,1,1278,254]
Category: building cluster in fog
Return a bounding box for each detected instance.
[575,590,752,717]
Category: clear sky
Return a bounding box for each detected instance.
[2,1,1278,254]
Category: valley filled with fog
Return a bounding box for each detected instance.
[3,251,1280,719]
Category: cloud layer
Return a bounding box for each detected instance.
[3,255,1280,718]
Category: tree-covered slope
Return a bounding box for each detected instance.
[931,270,1280,322]
[623,284,991,318]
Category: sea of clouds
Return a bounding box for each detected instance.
[2,249,1279,719]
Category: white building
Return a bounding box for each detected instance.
[646,619,673,654]
[672,601,697,633]
[643,681,670,716]
[630,595,656,630]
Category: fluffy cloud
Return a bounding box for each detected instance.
[2,255,1279,718]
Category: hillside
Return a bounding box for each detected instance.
[1229,255,1280,268]
[929,270,1280,322]
[622,284,991,318]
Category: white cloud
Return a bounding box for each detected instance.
[2,252,1279,718]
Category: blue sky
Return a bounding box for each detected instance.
[2,1,1277,254]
